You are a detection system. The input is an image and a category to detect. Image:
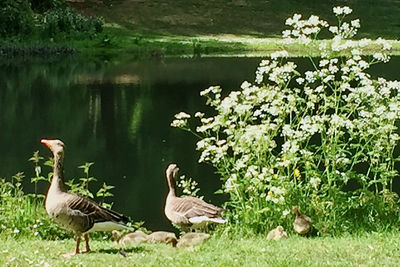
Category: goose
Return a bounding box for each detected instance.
[41,139,134,257]
[112,230,178,247]
[267,226,288,240]
[164,163,226,232]
[146,231,178,246]
[112,230,148,246]
[176,232,210,248]
[292,206,312,235]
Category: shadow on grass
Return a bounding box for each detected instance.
[97,245,151,256]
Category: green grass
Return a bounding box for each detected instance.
[2,232,400,266]
[79,0,400,39]
[64,0,400,58]
[67,25,400,59]
[4,28,400,59]
[4,1,400,58]
[4,7,400,58]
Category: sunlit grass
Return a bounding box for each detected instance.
[4,22,399,58]
[2,232,400,266]
[71,25,400,59]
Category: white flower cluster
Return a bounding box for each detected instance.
[177,175,201,197]
[171,6,400,224]
[197,137,228,163]
[225,173,238,192]
[200,86,222,106]
[329,6,360,39]
[282,5,391,65]
[283,14,328,44]
[333,6,352,16]
[170,112,191,128]
[309,177,321,190]
[266,186,286,203]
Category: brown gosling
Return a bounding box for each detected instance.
[292,206,312,235]
[177,232,211,248]
[146,231,178,247]
[267,226,288,240]
[112,230,148,246]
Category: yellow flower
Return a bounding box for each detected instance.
[293,168,301,178]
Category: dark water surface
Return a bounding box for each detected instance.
[1,55,399,231]
[0,56,260,231]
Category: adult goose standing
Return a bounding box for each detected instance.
[164,163,226,232]
[41,139,133,257]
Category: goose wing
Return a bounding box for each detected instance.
[65,194,129,224]
[172,196,222,220]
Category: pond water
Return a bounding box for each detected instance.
[0,56,260,231]
[1,55,399,231]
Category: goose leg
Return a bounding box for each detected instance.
[75,236,81,254]
[82,233,90,253]
[62,236,81,258]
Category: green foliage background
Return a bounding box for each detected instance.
[0,0,34,36]
[0,0,103,38]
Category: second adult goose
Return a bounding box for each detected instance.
[41,139,133,257]
[164,163,226,232]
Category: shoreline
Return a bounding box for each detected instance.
[2,27,400,59]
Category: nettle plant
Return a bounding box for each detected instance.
[172,6,400,235]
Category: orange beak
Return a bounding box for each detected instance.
[41,139,50,148]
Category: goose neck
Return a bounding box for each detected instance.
[167,173,177,197]
[49,152,66,193]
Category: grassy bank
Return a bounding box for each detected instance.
[78,0,400,39]
[1,232,400,266]
[69,25,400,59]
[65,0,400,58]
[2,1,400,59]
[3,32,400,60]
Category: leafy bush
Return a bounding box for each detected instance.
[172,6,400,235]
[29,0,66,13]
[0,0,103,39]
[0,0,34,37]
[42,7,104,38]
[0,172,67,240]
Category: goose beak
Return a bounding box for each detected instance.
[41,139,51,148]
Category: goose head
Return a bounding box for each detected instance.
[166,163,180,181]
[41,139,65,156]
[292,206,300,216]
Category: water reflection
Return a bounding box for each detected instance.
[0,56,260,231]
